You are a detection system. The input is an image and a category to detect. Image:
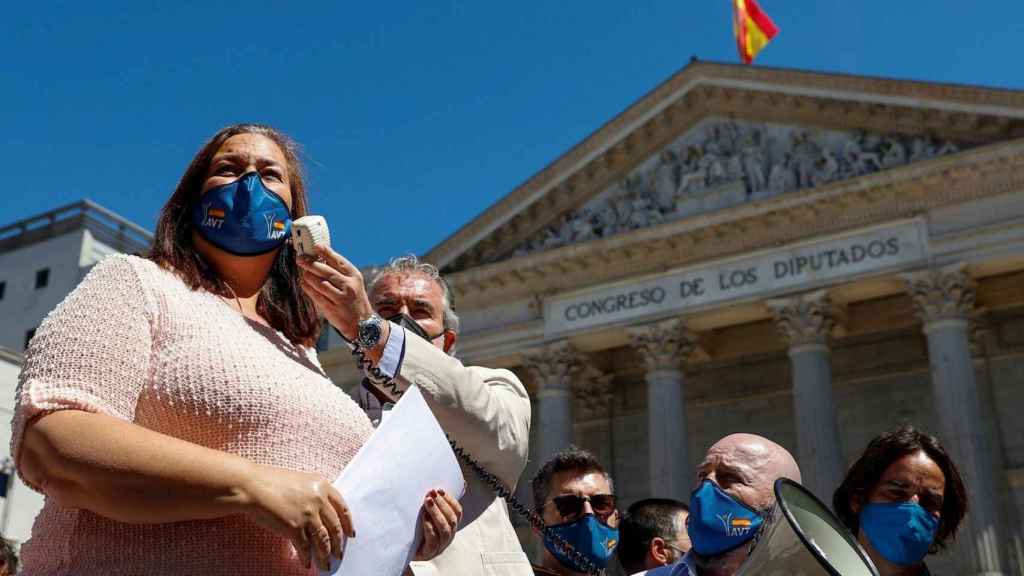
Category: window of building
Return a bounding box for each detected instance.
[0,281,5,300]
[24,328,37,350]
[35,268,50,289]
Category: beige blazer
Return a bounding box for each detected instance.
[394,333,535,576]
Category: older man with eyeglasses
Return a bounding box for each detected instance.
[530,446,620,576]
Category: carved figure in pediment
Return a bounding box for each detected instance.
[631,192,664,229]
[681,145,701,170]
[936,140,959,156]
[881,137,907,168]
[701,141,727,187]
[613,186,635,228]
[677,168,706,196]
[570,209,597,243]
[725,153,745,184]
[811,148,839,186]
[558,215,574,242]
[652,150,680,212]
[597,203,619,238]
[791,132,823,189]
[909,136,934,163]
[714,121,741,153]
[616,177,651,230]
[540,227,563,249]
[675,147,706,196]
[768,153,796,194]
[842,133,882,177]
[740,134,767,193]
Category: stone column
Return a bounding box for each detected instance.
[904,264,1008,576]
[628,319,695,501]
[768,290,845,501]
[524,341,580,465]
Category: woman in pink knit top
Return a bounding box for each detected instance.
[12,125,461,574]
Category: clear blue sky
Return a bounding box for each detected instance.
[3,1,1022,266]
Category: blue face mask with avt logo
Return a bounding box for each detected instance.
[192,171,292,256]
[687,480,765,557]
[543,514,619,573]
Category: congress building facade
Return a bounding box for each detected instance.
[324,62,1024,575]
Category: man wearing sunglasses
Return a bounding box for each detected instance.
[618,499,691,575]
[530,446,620,576]
[640,433,801,576]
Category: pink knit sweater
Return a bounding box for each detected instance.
[12,254,373,575]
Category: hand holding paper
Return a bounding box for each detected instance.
[321,386,466,576]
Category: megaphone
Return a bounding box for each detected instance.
[736,478,878,576]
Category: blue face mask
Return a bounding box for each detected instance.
[688,480,765,557]
[192,171,292,256]
[543,514,619,573]
[860,502,939,566]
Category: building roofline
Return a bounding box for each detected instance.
[0,347,23,367]
[0,199,153,255]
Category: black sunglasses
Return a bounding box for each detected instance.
[547,493,617,519]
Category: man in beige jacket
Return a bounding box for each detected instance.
[305,251,534,575]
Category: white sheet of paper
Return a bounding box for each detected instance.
[321,386,466,576]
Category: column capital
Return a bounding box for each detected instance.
[628,318,697,373]
[768,290,842,350]
[572,367,614,422]
[523,340,580,397]
[902,263,976,327]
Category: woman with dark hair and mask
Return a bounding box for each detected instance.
[833,425,968,576]
[11,124,461,575]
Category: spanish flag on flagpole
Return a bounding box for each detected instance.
[732,0,779,64]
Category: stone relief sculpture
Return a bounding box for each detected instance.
[509,119,964,258]
[741,134,767,192]
[811,149,839,187]
[768,153,795,194]
[651,150,680,212]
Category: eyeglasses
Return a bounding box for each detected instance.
[545,493,617,519]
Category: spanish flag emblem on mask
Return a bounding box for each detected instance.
[732,0,779,64]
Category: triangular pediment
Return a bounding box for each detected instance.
[426,61,1024,273]
[507,117,965,258]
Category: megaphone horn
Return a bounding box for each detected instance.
[736,478,878,576]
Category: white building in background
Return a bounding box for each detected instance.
[0,201,151,545]
[0,200,152,353]
[0,347,40,547]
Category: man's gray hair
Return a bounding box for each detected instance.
[367,254,461,335]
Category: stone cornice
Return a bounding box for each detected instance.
[425,61,1024,272]
[446,139,1024,309]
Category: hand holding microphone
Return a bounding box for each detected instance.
[294,217,388,352]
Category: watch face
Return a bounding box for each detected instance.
[358,318,383,348]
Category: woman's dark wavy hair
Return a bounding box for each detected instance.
[833,424,968,553]
[149,124,320,346]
